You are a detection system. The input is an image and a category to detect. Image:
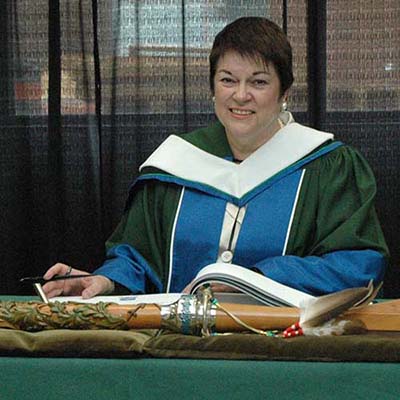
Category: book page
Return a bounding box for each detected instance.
[187,263,314,307]
[49,293,182,305]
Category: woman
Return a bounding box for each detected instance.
[43,17,388,299]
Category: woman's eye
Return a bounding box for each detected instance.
[220,77,235,84]
[253,79,268,86]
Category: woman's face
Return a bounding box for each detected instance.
[213,51,285,156]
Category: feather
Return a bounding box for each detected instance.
[299,280,376,329]
[301,319,367,336]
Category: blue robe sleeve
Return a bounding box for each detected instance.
[255,250,386,296]
[94,244,163,294]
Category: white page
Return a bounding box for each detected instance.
[50,293,182,305]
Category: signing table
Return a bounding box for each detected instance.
[1,296,400,400]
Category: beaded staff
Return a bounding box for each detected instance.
[0,290,399,336]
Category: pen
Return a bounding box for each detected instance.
[19,274,91,285]
[33,283,49,304]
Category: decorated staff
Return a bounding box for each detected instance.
[1,288,399,337]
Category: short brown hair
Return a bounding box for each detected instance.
[209,17,293,97]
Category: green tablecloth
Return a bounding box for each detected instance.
[1,296,400,400]
[2,357,400,400]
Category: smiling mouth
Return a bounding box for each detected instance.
[230,108,254,116]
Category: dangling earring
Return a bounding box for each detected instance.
[212,96,216,103]
[277,99,288,129]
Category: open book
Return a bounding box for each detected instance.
[47,263,377,329]
[186,262,315,307]
[49,263,314,307]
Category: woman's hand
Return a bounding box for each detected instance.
[42,263,114,299]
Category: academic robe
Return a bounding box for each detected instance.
[94,113,388,296]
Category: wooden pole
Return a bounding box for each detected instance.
[0,299,399,333]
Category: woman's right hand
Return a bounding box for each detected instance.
[42,263,114,299]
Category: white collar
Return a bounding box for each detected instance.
[140,113,334,198]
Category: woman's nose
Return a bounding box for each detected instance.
[233,83,251,102]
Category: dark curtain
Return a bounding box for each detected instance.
[0,0,399,297]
